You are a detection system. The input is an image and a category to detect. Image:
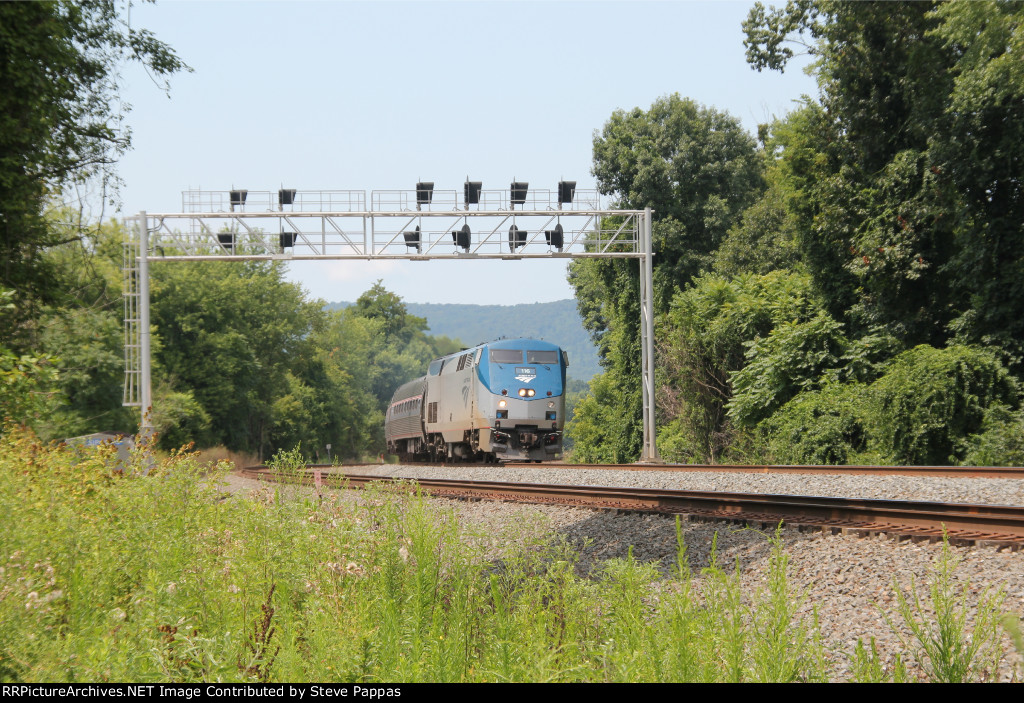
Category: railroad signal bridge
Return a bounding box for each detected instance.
[123,183,659,461]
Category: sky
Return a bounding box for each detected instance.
[115,0,817,305]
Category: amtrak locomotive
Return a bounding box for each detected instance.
[385,338,567,462]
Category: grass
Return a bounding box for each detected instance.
[0,428,1017,682]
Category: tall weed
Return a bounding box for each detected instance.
[886,536,1006,682]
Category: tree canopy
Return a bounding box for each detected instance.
[0,0,188,350]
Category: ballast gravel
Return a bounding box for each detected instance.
[219,467,1024,681]
[345,462,1024,507]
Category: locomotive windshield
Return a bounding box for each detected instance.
[490,349,524,364]
[526,350,559,364]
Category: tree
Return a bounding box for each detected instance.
[568,95,763,461]
[928,1,1024,367]
[743,1,1024,368]
[353,281,428,345]
[590,94,764,291]
[150,261,323,458]
[866,345,1019,466]
[0,0,188,350]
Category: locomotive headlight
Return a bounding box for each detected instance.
[498,399,507,408]
[527,389,535,397]
[518,389,527,397]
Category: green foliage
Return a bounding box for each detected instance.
[0,433,836,682]
[712,179,802,278]
[617,1,1024,467]
[592,93,763,258]
[759,383,869,465]
[930,1,1024,368]
[35,305,133,439]
[565,372,634,464]
[0,0,188,347]
[149,386,210,452]
[866,345,1020,466]
[0,346,59,428]
[306,309,385,458]
[352,281,428,345]
[150,260,324,458]
[567,259,644,462]
[568,94,764,462]
[887,538,1006,682]
[728,311,848,427]
[850,637,908,683]
[0,290,58,426]
[560,377,590,451]
[743,1,1024,369]
[656,271,822,463]
[960,405,1024,468]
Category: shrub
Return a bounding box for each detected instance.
[658,271,824,462]
[866,345,1020,465]
[760,383,870,465]
[728,311,849,427]
[960,405,1024,467]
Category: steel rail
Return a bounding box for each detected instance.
[301,462,1024,479]
[238,468,1024,548]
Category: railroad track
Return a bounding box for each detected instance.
[302,461,1024,479]
[238,466,1024,549]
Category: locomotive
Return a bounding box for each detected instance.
[385,338,567,462]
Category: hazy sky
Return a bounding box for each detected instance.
[116,0,816,304]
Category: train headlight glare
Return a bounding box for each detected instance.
[498,400,507,408]
[527,389,535,397]
[518,388,527,397]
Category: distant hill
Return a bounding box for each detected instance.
[325,299,600,381]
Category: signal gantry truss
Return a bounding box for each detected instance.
[123,186,659,461]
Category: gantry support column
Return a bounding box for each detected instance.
[138,211,153,438]
[639,206,660,462]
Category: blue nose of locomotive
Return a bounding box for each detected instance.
[477,339,565,397]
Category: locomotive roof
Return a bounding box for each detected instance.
[431,337,560,364]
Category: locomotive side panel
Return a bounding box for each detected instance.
[425,349,481,444]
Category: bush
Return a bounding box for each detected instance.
[0,427,834,682]
[728,311,849,427]
[866,345,1020,465]
[760,383,870,465]
[960,405,1024,467]
[657,271,824,462]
